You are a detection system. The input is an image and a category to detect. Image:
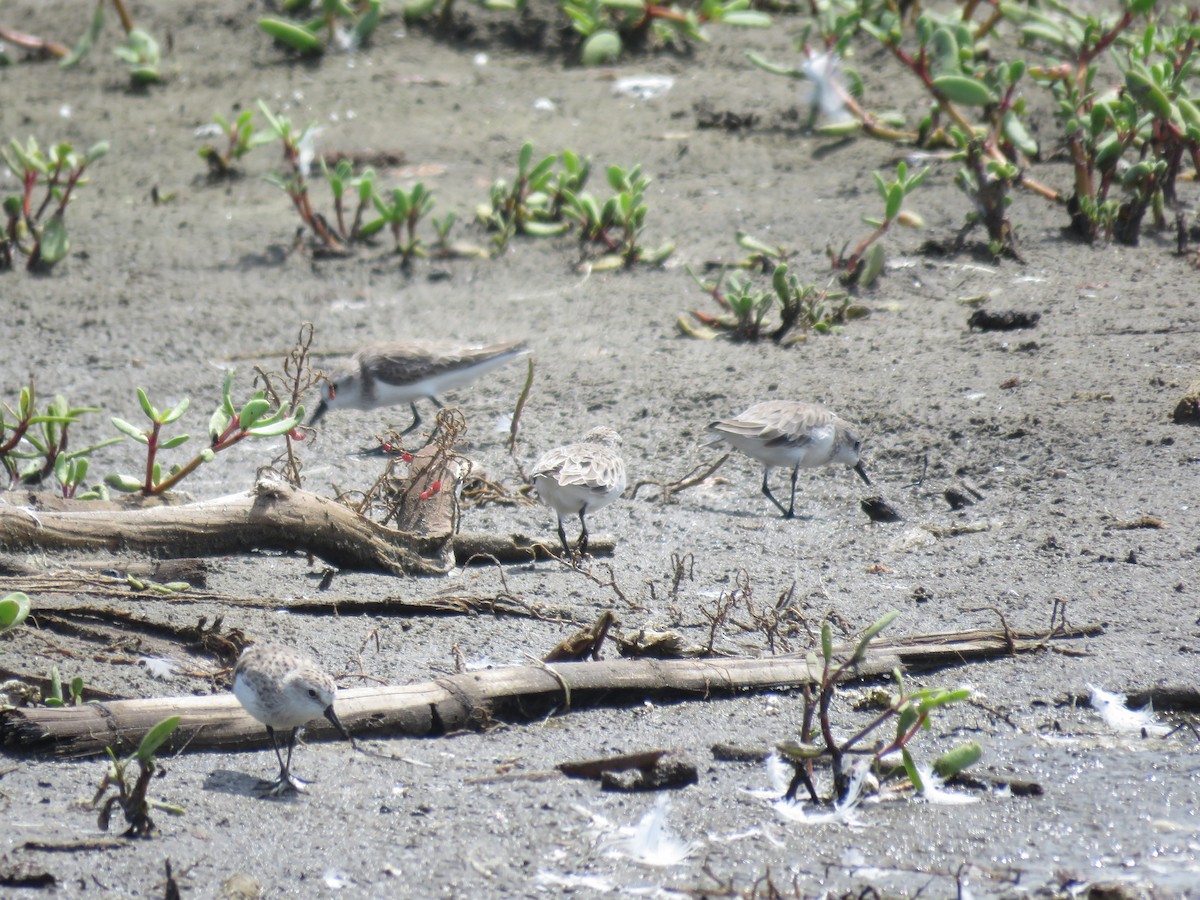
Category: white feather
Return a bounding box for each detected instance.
[916,765,978,805]
[603,797,697,867]
[1089,684,1171,737]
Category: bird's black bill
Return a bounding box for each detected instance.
[307,400,328,427]
[324,705,356,748]
[854,460,871,486]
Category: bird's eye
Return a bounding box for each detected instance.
[308,688,319,699]
[855,441,862,453]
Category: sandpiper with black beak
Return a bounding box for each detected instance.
[707,400,870,519]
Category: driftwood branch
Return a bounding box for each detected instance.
[9,584,572,620]
[0,625,1101,757]
[0,476,446,575]
[454,532,613,563]
[0,480,609,574]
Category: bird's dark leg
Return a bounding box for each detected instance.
[556,518,571,557]
[398,402,423,436]
[760,467,791,518]
[785,464,800,519]
[282,728,296,781]
[576,510,590,557]
[267,725,286,781]
[259,726,303,796]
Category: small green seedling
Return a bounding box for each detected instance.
[43,666,85,707]
[478,142,580,251]
[364,181,435,265]
[93,716,184,838]
[199,109,276,178]
[113,27,160,84]
[1,137,108,272]
[564,163,673,268]
[780,611,978,805]
[59,0,163,85]
[106,371,304,495]
[682,261,853,343]
[0,383,119,493]
[830,160,927,287]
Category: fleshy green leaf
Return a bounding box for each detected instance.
[932,741,983,779]
[237,399,271,429]
[60,0,105,69]
[160,397,190,425]
[932,74,995,106]
[137,715,181,762]
[259,17,325,54]
[105,473,145,493]
[158,434,191,450]
[39,211,70,266]
[0,591,32,633]
[111,417,149,443]
[581,30,621,66]
[852,609,899,662]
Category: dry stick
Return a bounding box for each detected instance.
[0,25,70,58]
[0,624,1102,757]
[629,454,729,502]
[110,0,135,35]
[0,482,435,574]
[4,581,575,622]
[0,475,464,575]
[507,356,535,463]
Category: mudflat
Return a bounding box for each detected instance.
[2,1,1198,896]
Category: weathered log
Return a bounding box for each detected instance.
[454,531,613,563]
[0,625,1101,757]
[0,476,449,576]
[0,487,610,574]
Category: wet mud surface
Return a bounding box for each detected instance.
[2,1,1200,896]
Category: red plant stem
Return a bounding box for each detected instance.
[21,170,36,221]
[875,713,930,760]
[0,415,33,456]
[842,218,890,271]
[33,157,66,224]
[150,424,251,495]
[143,422,160,492]
[885,40,1061,203]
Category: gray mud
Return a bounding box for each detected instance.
[2,1,1199,897]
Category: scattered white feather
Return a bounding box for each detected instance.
[138,656,181,680]
[297,127,321,177]
[602,797,697,867]
[801,51,852,123]
[1089,684,1171,737]
[322,869,352,889]
[773,760,869,828]
[742,752,791,800]
[612,76,675,102]
[916,766,978,805]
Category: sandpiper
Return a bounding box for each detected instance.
[232,642,354,796]
[707,400,870,519]
[532,426,627,557]
[308,339,529,435]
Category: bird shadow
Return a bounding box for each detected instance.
[203,768,302,802]
[689,500,814,522]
